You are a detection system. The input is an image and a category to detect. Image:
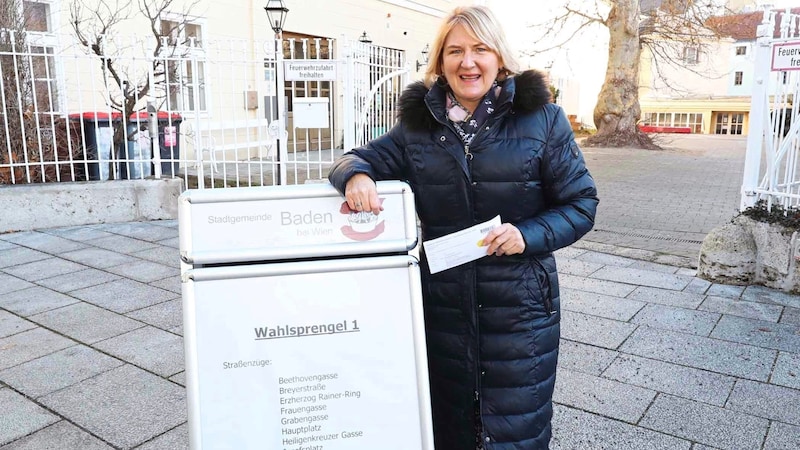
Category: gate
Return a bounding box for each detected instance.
[343,39,409,152]
[210,35,339,187]
[200,36,408,187]
[742,8,800,210]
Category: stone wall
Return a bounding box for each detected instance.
[0,178,183,233]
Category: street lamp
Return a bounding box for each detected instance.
[358,31,372,44]
[264,0,289,184]
[264,0,289,34]
[416,44,429,72]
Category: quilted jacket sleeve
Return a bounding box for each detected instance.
[518,104,599,255]
[328,124,407,195]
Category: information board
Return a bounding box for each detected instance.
[183,256,433,449]
[179,181,417,265]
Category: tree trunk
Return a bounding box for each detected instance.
[584,0,657,149]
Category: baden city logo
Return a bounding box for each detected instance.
[207,200,386,242]
[338,199,385,241]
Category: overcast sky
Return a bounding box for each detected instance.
[484,0,609,122]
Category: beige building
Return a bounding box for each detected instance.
[638,32,752,135]
[638,3,793,136]
[14,0,474,166]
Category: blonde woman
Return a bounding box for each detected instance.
[330,5,598,449]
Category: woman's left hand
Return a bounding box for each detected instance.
[482,224,526,256]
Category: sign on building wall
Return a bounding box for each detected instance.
[771,42,800,71]
[284,60,339,81]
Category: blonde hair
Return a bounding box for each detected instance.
[423,5,521,87]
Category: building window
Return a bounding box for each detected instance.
[715,113,729,134]
[683,46,699,64]
[715,113,744,135]
[734,71,743,86]
[23,1,50,32]
[735,45,747,56]
[640,112,703,133]
[688,113,703,133]
[21,1,59,113]
[730,113,744,135]
[29,46,58,112]
[162,19,202,47]
[160,17,207,113]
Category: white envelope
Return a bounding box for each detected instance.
[422,215,501,274]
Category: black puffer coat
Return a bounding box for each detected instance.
[328,70,598,449]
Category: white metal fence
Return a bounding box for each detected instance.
[0,29,407,189]
[344,40,408,151]
[742,8,800,210]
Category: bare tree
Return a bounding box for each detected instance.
[69,0,199,153]
[526,0,730,149]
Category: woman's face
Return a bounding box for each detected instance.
[441,24,501,112]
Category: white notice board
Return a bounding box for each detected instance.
[182,255,433,450]
[179,181,417,265]
[772,41,800,71]
[283,59,338,81]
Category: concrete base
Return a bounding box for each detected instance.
[698,215,800,293]
[0,178,183,233]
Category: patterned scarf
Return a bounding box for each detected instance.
[446,81,501,145]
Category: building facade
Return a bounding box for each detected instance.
[7,0,473,174]
[638,4,797,136]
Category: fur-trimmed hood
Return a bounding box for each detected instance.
[397,69,552,132]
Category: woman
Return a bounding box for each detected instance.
[329,5,598,449]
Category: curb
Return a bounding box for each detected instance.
[574,238,698,270]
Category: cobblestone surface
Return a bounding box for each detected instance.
[581,134,746,263]
[2,135,799,450]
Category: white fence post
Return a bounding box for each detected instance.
[146,41,161,179]
[342,38,355,153]
[275,34,288,185]
[741,10,774,210]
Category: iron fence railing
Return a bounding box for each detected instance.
[743,8,800,211]
[0,30,353,189]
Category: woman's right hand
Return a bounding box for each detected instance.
[345,174,383,214]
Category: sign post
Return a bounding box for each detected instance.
[179,181,433,450]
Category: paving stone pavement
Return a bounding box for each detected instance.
[0,219,798,449]
[581,134,747,264]
[1,135,798,449]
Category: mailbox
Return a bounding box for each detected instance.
[293,97,329,129]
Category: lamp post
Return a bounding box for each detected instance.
[264,0,289,184]
[416,44,430,72]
